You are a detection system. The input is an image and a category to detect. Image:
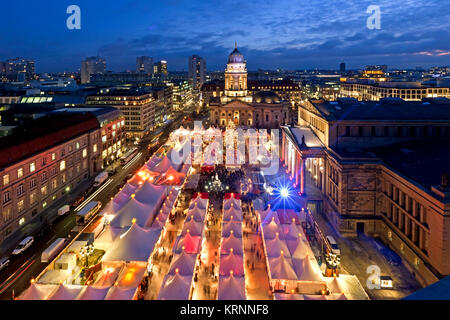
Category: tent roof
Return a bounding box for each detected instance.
[262,221,282,240]
[168,250,197,276]
[186,205,206,222]
[182,218,203,236]
[280,224,302,241]
[221,233,244,255]
[94,226,122,249]
[223,197,241,210]
[219,252,244,277]
[102,223,161,262]
[218,274,246,300]
[109,197,154,229]
[20,283,57,300]
[268,255,297,281]
[116,263,147,289]
[257,206,275,221]
[48,284,83,300]
[104,286,137,300]
[189,197,208,210]
[174,233,202,254]
[152,156,173,173]
[293,256,324,282]
[77,286,110,300]
[326,277,346,294]
[135,181,166,205]
[222,221,243,238]
[262,210,280,225]
[266,235,291,258]
[223,205,243,222]
[158,273,192,300]
[287,239,312,260]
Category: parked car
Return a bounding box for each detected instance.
[326,236,341,256]
[0,257,10,271]
[12,236,34,255]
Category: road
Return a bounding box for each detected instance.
[0,111,191,300]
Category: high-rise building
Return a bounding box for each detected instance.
[153,61,168,76]
[188,55,206,90]
[0,61,6,74]
[340,62,346,74]
[81,56,106,84]
[136,56,153,74]
[5,58,35,81]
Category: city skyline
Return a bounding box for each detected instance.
[1,0,449,73]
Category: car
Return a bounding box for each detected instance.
[0,257,10,271]
[72,195,85,208]
[12,236,34,255]
[326,236,341,256]
[107,169,117,176]
[36,224,53,240]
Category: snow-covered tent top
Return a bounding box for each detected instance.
[219,252,244,277]
[134,181,167,206]
[262,220,282,240]
[281,223,303,241]
[156,167,185,185]
[181,217,204,236]
[174,233,202,254]
[168,189,179,202]
[265,234,291,258]
[168,250,197,276]
[48,284,83,300]
[222,221,243,238]
[221,233,244,255]
[293,256,324,282]
[76,286,110,300]
[286,239,312,260]
[104,286,137,300]
[223,205,243,222]
[223,197,241,210]
[146,155,162,170]
[102,196,128,217]
[157,272,192,300]
[151,216,166,228]
[20,283,57,300]
[257,205,275,221]
[109,197,154,229]
[218,274,246,300]
[326,276,346,294]
[102,223,162,262]
[268,254,297,281]
[120,183,138,197]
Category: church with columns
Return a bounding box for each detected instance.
[208,44,292,129]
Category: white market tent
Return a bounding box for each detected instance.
[76,286,110,300]
[104,286,137,300]
[102,223,162,262]
[116,263,147,289]
[48,284,83,300]
[222,221,243,238]
[262,211,281,225]
[219,252,244,277]
[280,223,302,241]
[151,156,174,174]
[265,235,291,258]
[268,254,298,281]
[19,283,57,300]
[173,233,202,254]
[223,197,241,210]
[257,206,276,222]
[109,197,155,229]
[262,221,282,240]
[286,239,314,260]
[157,272,192,300]
[221,233,244,255]
[189,198,208,210]
[94,226,123,251]
[186,205,206,222]
[181,218,204,237]
[167,250,197,276]
[223,205,243,222]
[293,256,324,282]
[218,274,246,300]
[134,181,167,207]
[151,216,166,228]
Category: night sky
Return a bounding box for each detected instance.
[1,0,449,72]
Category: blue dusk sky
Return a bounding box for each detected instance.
[0,0,449,72]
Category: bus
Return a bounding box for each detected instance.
[120,147,138,165]
[76,201,102,226]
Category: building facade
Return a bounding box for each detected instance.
[5,58,35,82]
[136,56,153,74]
[188,55,206,91]
[81,56,106,84]
[281,97,450,286]
[208,45,291,129]
[0,113,102,246]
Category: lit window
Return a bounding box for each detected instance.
[41,186,48,196]
[102,136,107,143]
[76,142,80,150]
[3,174,9,186]
[19,217,26,225]
[17,168,23,178]
[18,200,25,213]
[82,149,87,158]
[93,144,98,153]
[30,162,36,173]
[60,160,66,171]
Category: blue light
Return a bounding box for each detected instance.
[280,188,290,198]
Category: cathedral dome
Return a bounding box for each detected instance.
[228,45,245,64]
[253,91,281,104]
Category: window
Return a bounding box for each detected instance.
[41,186,48,196]
[51,153,56,161]
[51,179,57,189]
[42,157,47,166]
[19,217,26,225]
[17,184,24,196]
[76,142,80,150]
[3,191,11,203]
[30,178,36,189]
[30,162,36,173]
[82,149,87,158]
[41,172,48,182]
[93,144,98,153]
[2,207,12,222]
[60,160,66,171]
[17,168,23,178]
[30,192,37,204]
[3,174,9,186]
[18,200,25,212]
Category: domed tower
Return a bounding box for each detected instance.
[224,43,248,98]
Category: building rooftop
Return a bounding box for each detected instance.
[0,113,99,169]
[310,98,450,122]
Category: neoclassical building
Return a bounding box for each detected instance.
[208,45,291,129]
